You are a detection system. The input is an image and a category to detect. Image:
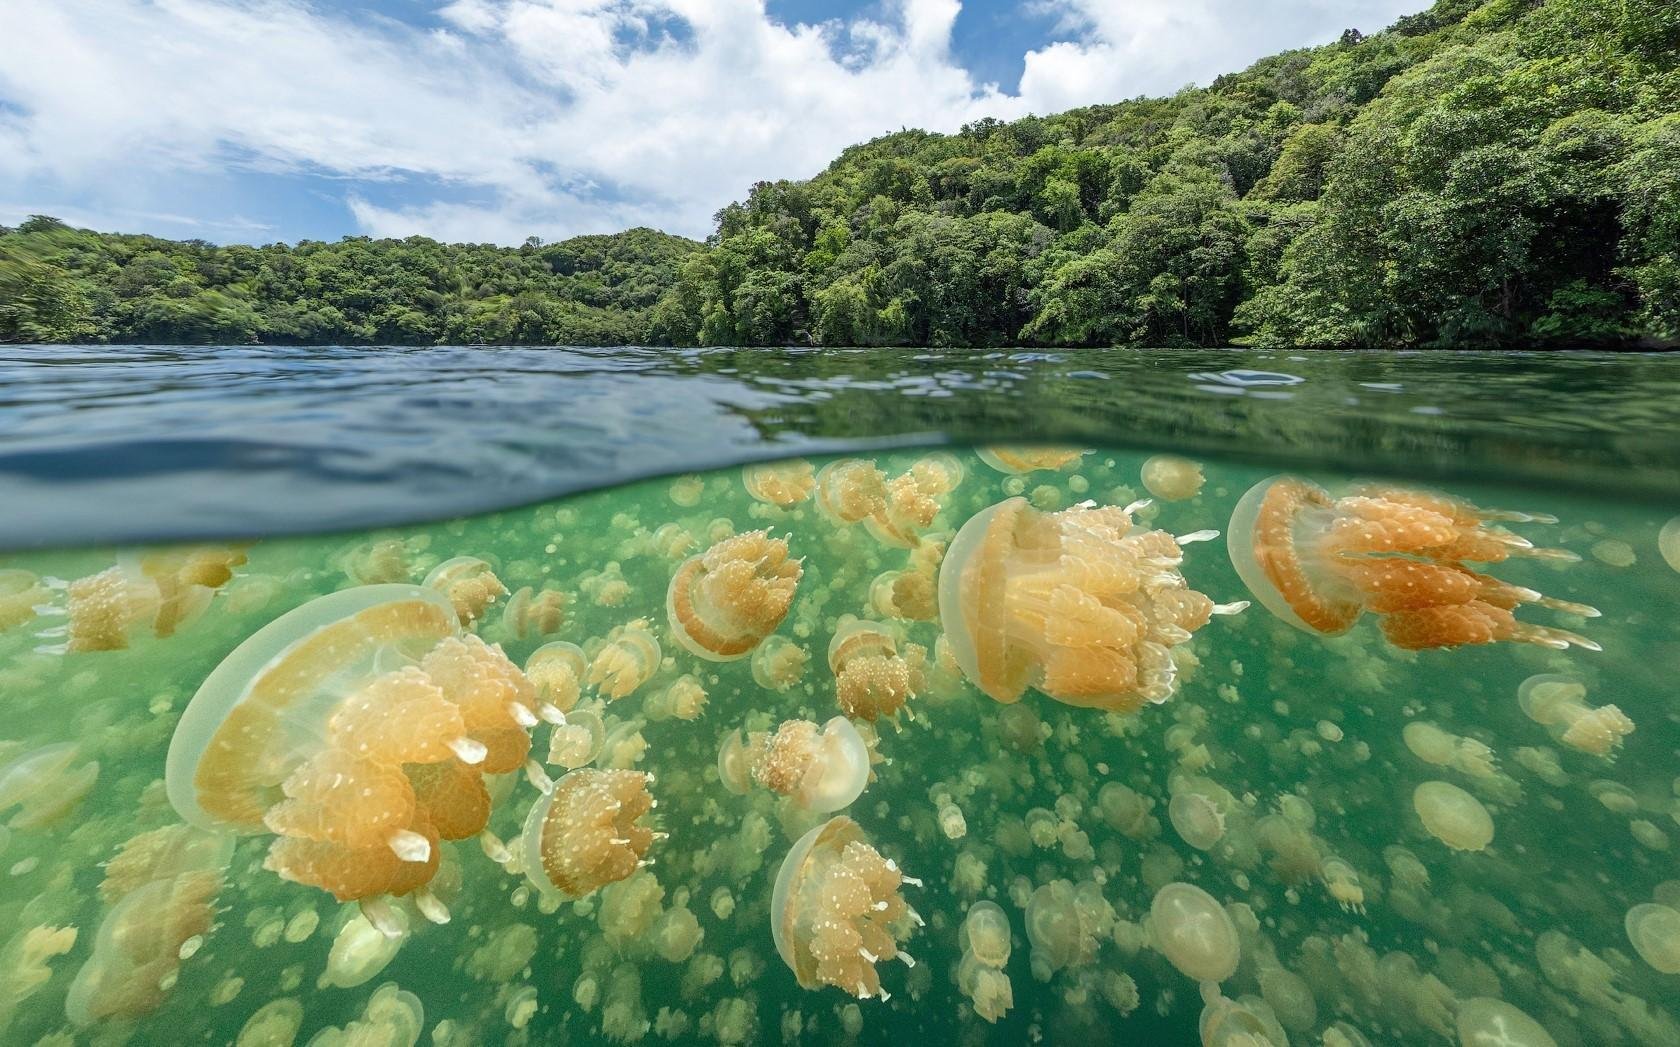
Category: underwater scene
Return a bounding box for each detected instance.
[1,445,1678,1047]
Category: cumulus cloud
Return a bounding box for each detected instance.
[0,0,1421,244]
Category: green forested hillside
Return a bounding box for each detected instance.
[3,0,1676,348]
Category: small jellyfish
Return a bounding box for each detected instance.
[716,729,755,795]
[547,706,606,769]
[669,474,705,507]
[751,635,809,692]
[1319,857,1366,914]
[815,459,888,526]
[960,901,1012,968]
[587,620,662,700]
[1516,674,1634,758]
[645,674,708,722]
[502,586,567,641]
[1025,879,1113,974]
[580,562,633,607]
[1625,903,1680,974]
[237,998,304,1047]
[939,496,1242,712]
[319,908,409,989]
[1227,477,1598,652]
[66,546,247,650]
[743,459,817,506]
[1141,455,1205,502]
[0,741,100,829]
[1454,997,1557,1047]
[423,556,508,626]
[521,768,656,897]
[743,717,872,812]
[0,570,47,631]
[975,446,1086,474]
[1168,791,1226,851]
[526,641,588,714]
[308,982,424,1047]
[771,816,917,1000]
[1402,722,1499,778]
[98,824,234,904]
[828,616,918,723]
[1413,780,1494,852]
[667,530,802,661]
[65,868,225,1025]
[1149,882,1239,984]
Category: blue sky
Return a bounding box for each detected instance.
[0,1,1426,245]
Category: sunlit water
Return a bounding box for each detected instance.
[1,347,1679,1047]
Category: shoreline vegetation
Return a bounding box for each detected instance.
[2,0,1675,350]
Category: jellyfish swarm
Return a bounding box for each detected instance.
[66,545,247,651]
[730,717,872,812]
[520,768,656,898]
[666,530,802,661]
[1227,477,1598,652]
[937,496,1239,712]
[165,585,542,922]
[771,816,917,1001]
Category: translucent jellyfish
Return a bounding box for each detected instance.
[527,641,588,714]
[1025,879,1114,975]
[939,496,1241,712]
[1661,516,1680,574]
[1149,882,1239,983]
[865,465,954,548]
[502,586,567,641]
[1454,997,1557,1047]
[669,474,705,507]
[1168,790,1227,851]
[771,816,917,1000]
[1403,722,1500,778]
[423,555,508,626]
[667,530,802,660]
[587,620,662,700]
[99,823,234,904]
[960,901,1012,968]
[308,982,424,1047]
[66,546,247,650]
[716,729,754,795]
[742,717,872,812]
[751,634,808,692]
[506,985,539,1030]
[521,768,656,897]
[653,905,704,963]
[334,535,424,586]
[815,459,888,526]
[1413,781,1494,852]
[65,868,224,1025]
[975,445,1086,474]
[548,707,606,769]
[600,869,666,948]
[1516,674,1634,757]
[319,908,409,989]
[580,562,632,607]
[0,741,99,829]
[645,674,708,721]
[1228,477,1598,651]
[0,925,78,1033]
[956,952,1013,1023]
[743,459,817,506]
[1320,857,1366,914]
[1141,455,1206,502]
[165,586,531,920]
[0,569,46,631]
[237,997,304,1047]
[828,616,918,722]
[1626,903,1680,974]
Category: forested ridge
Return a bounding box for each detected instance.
[3,0,1676,349]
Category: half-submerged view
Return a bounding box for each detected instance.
[2,0,1678,1045]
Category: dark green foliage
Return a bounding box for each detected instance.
[3,0,1672,348]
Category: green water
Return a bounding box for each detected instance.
[0,446,1676,1046]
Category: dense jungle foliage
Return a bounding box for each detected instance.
[3,0,1676,348]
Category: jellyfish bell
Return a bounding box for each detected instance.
[750,717,872,813]
[743,459,817,507]
[717,730,753,795]
[815,459,888,526]
[1454,997,1557,1047]
[667,531,802,661]
[960,901,1012,968]
[1227,476,1597,652]
[587,621,662,700]
[526,641,588,714]
[65,868,224,1026]
[502,586,567,641]
[1516,673,1633,757]
[308,981,425,1047]
[938,496,1241,713]
[547,706,606,770]
[520,767,656,899]
[1413,781,1494,852]
[1661,516,1680,574]
[319,908,410,990]
[975,446,1086,475]
[422,556,508,627]
[771,816,916,1000]
[751,635,808,692]
[1149,882,1240,984]
[1141,455,1206,502]
[1168,791,1227,851]
[827,617,916,723]
[0,741,99,829]
[1625,903,1680,974]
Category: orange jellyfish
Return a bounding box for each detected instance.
[423,556,507,626]
[938,496,1242,712]
[743,459,817,507]
[771,816,919,1000]
[587,620,662,700]
[520,768,658,898]
[666,530,802,661]
[501,586,567,641]
[828,616,921,723]
[731,717,873,812]
[1227,477,1599,652]
[526,641,588,714]
[65,546,247,651]
[975,446,1086,475]
[165,585,537,930]
[815,460,889,526]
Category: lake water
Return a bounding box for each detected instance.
[0,346,1677,1047]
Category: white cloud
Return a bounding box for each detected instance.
[0,0,1424,244]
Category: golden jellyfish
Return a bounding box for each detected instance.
[1141,455,1206,502]
[1168,790,1227,851]
[1660,516,1680,574]
[975,445,1086,474]
[237,998,304,1046]
[815,459,888,526]
[423,556,507,626]
[502,586,567,641]
[716,729,754,795]
[98,823,234,904]
[526,641,588,713]
[1227,477,1599,652]
[828,616,919,723]
[669,474,705,507]
[309,982,425,1047]
[0,741,99,829]
[865,467,951,549]
[319,908,409,989]
[588,620,662,700]
[771,816,918,1000]
[938,496,1242,712]
[0,569,46,631]
[751,634,808,692]
[869,567,938,623]
[738,717,872,812]
[1454,997,1557,1047]
[334,536,422,586]
[1150,882,1240,984]
[1625,903,1680,974]
[1516,674,1634,758]
[743,459,817,506]
[65,545,246,651]
[581,562,632,607]
[667,530,802,660]
[1413,780,1494,852]
[164,585,537,927]
[0,925,77,1034]
[548,706,606,769]
[960,901,1012,969]
[1402,722,1499,778]
[910,452,965,495]
[520,768,657,898]
[645,674,708,721]
[1025,879,1113,975]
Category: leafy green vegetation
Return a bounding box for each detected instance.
[3,0,1675,348]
